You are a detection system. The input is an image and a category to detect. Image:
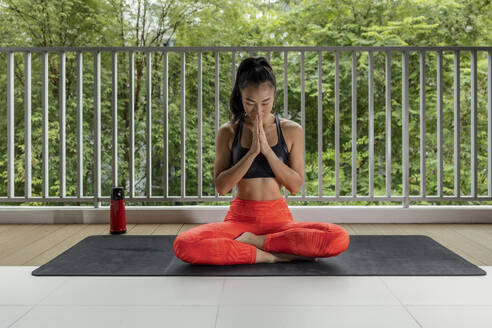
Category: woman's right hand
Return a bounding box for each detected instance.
[248,113,261,156]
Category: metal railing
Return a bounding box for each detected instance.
[1,46,492,208]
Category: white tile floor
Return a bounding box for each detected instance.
[1,266,491,328]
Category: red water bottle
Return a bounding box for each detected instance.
[110,187,126,234]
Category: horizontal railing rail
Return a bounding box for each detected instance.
[1,46,491,208]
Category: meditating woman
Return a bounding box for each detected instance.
[173,56,350,265]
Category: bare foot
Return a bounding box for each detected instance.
[234,232,263,249]
[235,232,319,263]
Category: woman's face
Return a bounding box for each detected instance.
[240,82,275,122]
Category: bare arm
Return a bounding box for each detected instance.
[215,151,256,196]
[214,125,256,196]
[263,124,304,194]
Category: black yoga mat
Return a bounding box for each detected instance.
[31,234,486,276]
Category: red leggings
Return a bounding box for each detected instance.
[173,196,350,265]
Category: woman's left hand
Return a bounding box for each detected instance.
[257,113,270,155]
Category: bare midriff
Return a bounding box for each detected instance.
[236,178,284,201]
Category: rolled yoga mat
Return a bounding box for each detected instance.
[31,235,486,276]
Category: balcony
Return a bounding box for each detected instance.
[1,46,492,224]
[0,45,491,328]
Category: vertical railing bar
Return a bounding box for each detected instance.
[112,51,118,189]
[420,50,426,198]
[385,51,392,198]
[352,50,357,197]
[129,51,135,199]
[42,51,49,199]
[214,51,219,198]
[283,51,288,119]
[488,51,492,198]
[437,50,443,198]
[7,52,14,199]
[232,51,236,86]
[93,51,101,207]
[77,52,83,198]
[198,51,203,198]
[454,50,461,198]
[368,50,374,198]
[24,52,32,199]
[471,49,478,198]
[317,51,323,198]
[402,50,410,208]
[146,51,152,199]
[181,51,186,198]
[335,50,340,198]
[163,51,169,198]
[59,51,66,198]
[283,50,288,198]
[300,51,306,198]
[267,51,271,63]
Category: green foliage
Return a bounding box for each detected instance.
[0,0,491,206]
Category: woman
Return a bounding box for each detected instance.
[173,56,350,265]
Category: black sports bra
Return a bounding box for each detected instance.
[230,113,290,179]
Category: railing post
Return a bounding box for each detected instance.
[402,50,410,208]
[93,50,101,208]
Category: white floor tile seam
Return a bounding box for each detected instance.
[399,303,492,306]
[217,304,417,308]
[214,305,220,328]
[8,304,492,309]
[406,305,492,308]
[378,276,423,328]
[5,305,35,328]
[10,305,219,308]
[31,277,70,305]
[217,302,403,306]
[32,302,429,307]
[215,279,225,327]
[11,304,491,309]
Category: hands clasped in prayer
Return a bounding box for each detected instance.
[249,112,271,156]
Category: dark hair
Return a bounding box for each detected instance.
[229,56,277,124]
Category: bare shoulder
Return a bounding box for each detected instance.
[278,117,303,151]
[219,121,235,133]
[221,121,240,137]
[217,121,237,151]
[279,117,302,136]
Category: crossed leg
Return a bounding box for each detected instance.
[173,221,257,265]
[173,220,350,265]
[173,220,322,265]
[257,221,351,258]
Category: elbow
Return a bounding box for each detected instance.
[215,183,224,196]
[288,185,300,195]
[215,180,227,196]
[289,188,299,195]
[289,181,302,195]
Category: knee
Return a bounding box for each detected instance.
[173,234,195,263]
[315,226,350,257]
[330,228,350,256]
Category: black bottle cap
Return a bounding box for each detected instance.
[111,187,124,201]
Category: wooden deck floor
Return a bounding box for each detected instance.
[0,223,491,266]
